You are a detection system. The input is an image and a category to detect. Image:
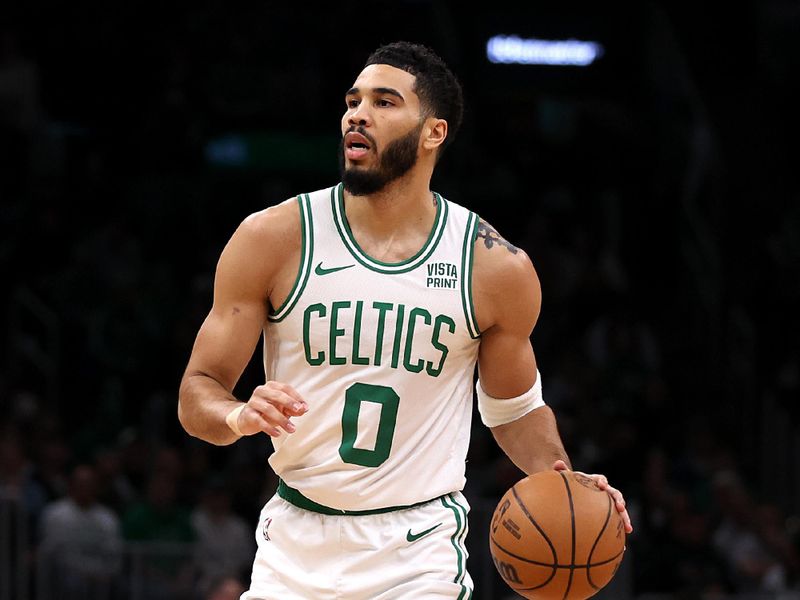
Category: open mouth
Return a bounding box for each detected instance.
[345,131,373,160]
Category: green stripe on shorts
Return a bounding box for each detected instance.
[440,494,471,599]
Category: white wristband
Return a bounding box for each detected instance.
[476,370,545,427]
[225,404,246,437]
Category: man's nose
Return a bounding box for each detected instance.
[348,103,371,127]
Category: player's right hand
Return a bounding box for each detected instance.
[237,381,308,437]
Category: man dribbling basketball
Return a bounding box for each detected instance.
[178,41,633,599]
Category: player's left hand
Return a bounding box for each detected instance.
[552,460,633,534]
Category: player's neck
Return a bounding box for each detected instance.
[342,172,437,239]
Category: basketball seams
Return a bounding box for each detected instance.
[489,538,625,570]
[560,472,576,600]
[491,472,626,598]
[507,484,559,591]
[581,549,626,568]
[585,490,613,590]
[489,537,557,568]
[510,485,559,564]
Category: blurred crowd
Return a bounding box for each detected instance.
[2,3,800,599]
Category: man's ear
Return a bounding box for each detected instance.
[422,118,448,152]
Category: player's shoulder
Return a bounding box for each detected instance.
[233,196,303,253]
[237,182,334,241]
[215,197,304,279]
[472,218,541,331]
[472,218,538,288]
[240,196,301,236]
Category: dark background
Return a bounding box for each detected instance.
[1,1,799,598]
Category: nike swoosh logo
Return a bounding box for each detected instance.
[314,262,355,276]
[406,523,442,542]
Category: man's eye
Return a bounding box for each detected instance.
[377,99,393,107]
[347,99,359,108]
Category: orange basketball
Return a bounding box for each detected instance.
[489,470,626,599]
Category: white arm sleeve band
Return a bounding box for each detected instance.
[476,370,545,427]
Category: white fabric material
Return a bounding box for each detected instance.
[476,370,545,427]
[263,184,481,511]
[242,492,473,599]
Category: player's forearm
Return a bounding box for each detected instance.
[490,406,571,475]
[178,372,243,446]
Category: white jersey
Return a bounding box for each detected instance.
[264,183,481,511]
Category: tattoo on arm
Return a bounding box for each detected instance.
[476,220,518,254]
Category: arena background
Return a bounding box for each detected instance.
[1,2,799,599]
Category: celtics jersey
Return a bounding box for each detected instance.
[263,183,481,511]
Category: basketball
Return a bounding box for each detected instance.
[489,470,626,599]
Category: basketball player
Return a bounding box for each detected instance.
[178,42,632,599]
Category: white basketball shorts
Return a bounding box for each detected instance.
[241,487,473,599]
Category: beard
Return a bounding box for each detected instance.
[338,122,422,196]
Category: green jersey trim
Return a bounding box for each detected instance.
[277,479,441,515]
[331,183,449,274]
[461,212,481,339]
[268,194,314,322]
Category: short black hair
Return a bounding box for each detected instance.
[365,41,464,156]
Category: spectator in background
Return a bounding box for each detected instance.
[633,452,732,596]
[93,446,138,513]
[0,427,48,596]
[122,470,195,600]
[38,464,122,599]
[204,575,247,600]
[191,476,253,596]
[712,470,791,594]
[756,502,800,589]
[584,302,661,409]
[31,433,71,502]
[0,430,47,525]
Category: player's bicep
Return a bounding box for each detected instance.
[185,220,272,390]
[474,231,542,398]
[478,325,538,398]
[185,302,265,392]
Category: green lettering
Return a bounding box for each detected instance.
[390,304,405,369]
[329,301,351,365]
[339,383,399,468]
[351,300,369,365]
[303,303,326,366]
[372,302,393,366]
[404,307,431,373]
[427,314,455,376]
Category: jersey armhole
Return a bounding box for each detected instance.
[460,211,481,339]
[268,194,314,322]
